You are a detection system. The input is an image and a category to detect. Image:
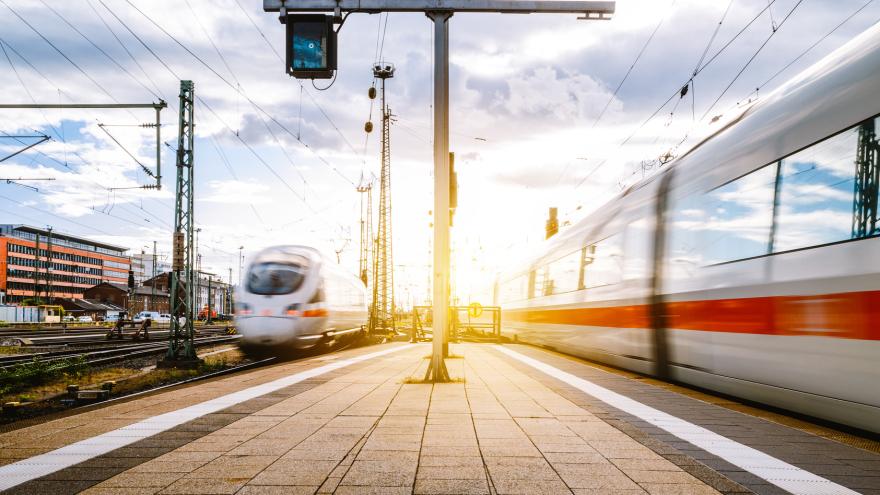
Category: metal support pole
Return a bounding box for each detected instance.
[33,234,40,304]
[426,11,452,383]
[161,80,200,368]
[45,227,53,304]
[207,276,213,324]
[151,241,157,311]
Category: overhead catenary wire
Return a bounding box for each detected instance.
[233,0,367,168]
[181,0,315,193]
[0,0,140,122]
[119,0,357,187]
[0,20,174,234]
[94,0,317,214]
[554,0,676,189]
[591,0,676,129]
[752,0,876,96]
[671,0,877,159]
[573,0,784,192]
[700,0,805,121]
[86,0,166,101]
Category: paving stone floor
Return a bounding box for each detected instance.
[1,343,877,495]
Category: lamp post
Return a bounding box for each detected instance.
[262,0,615,382]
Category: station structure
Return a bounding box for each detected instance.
[0,224,130,304]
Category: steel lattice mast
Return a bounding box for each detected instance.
[370,63,396,335]
[161,80,200,367]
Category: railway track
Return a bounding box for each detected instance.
[0,334,241,372]
[0,325,235,347]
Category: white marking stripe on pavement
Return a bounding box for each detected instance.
[0,344,409,491]
[497,346,861,495]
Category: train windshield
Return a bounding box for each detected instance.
[247,262,306,295]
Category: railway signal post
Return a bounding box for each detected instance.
[263,0,615,381]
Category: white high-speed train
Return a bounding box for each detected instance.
[235,246,368,350]
[495,24,880,433]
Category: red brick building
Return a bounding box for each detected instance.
[0,225,130,304]
[83,282,170,314]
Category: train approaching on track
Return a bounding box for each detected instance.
[496,24,880,433]
[235,246,368,351]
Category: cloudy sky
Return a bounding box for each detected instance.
[0,0,877,305]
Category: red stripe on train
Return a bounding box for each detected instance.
[503,290,880,341]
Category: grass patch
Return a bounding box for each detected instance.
[0,356,89,397]
[0,346,24,355]
[0,347,242,406]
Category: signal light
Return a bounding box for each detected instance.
[285,15,337,79]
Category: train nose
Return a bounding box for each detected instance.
[237,316,297,346]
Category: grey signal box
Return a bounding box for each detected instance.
[285,14,337,79]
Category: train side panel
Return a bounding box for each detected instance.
[497,24,880,433]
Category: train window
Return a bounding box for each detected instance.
[773,117,877,252]
[584,234,623,288]
[246,262,306,295]
[699,164,776,264]
[499,274,527,303]
[536,265,553,296]
[543,249,583,296]
[623,217,654,280]
[310,285,325,303]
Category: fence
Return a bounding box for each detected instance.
[411,305,501,341]
[0,305,40,323]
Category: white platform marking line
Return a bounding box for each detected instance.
[496,346,861,495]
[0,345,410,491]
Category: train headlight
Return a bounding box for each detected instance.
[236,303,252,315]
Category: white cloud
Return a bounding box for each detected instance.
[0,0,876,301]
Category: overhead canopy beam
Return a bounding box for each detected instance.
[263,0,614,15]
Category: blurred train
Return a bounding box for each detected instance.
[495,24,880,433]
[235,246,368,351]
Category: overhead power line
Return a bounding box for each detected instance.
[700,0,806,121]
[752,0,876,97]
[592,0,676,129]
[94,0,316,212]
[121,0,357,187]
[0,0,137,120]
[574,0,785,192]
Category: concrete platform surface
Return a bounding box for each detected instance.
[0,343,877,495]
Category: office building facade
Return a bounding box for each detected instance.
[0,225,130,304]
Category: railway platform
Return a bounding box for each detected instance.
[0,342,877,495]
